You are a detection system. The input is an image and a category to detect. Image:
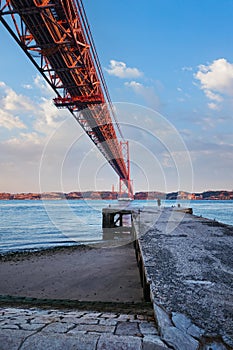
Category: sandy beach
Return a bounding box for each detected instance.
[0,244,143,303]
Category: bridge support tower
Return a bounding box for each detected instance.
[119,141,133,199]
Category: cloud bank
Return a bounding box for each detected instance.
[195,58,233,109]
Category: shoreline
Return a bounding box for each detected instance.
[0,243,89,261]
[1,213,232,257]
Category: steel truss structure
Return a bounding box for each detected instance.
[0,0,133,195]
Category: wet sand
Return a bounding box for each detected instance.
[0,244,143,302]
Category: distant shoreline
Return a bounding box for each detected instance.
[0,190,232,201]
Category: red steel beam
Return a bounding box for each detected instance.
[0,0,130,182]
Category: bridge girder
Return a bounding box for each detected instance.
[0,0,133,193]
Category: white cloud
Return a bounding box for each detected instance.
[106,60,142,79]
[0,109,26,130]
[207,102,220,111]
[125,80,144,91]
[125,81,160,109]
[34,74,55,97]
[0,82,34,112]
[205,90,223,102]
[22,84,32,90]
[195,58,233,109]
[5,132,42,146]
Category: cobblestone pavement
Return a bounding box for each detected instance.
[0,307,169,349]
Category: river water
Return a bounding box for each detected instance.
[0,200,232,253]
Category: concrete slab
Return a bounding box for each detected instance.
[136,207,233,343]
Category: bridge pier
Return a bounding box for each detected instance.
[102,208,135,228]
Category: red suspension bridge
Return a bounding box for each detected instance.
[0,0,133,198]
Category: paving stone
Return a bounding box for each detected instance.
[30,315,61,324]
[42,321,75,333]
[143,335,168,349]
[97,334,142,350]
[55,316,80,323]
[20,332,100,350]
[124,315,136,321]
[61,311,86,318]
[115,321,140,336]
[0,329,32,350]
[139,321,158,335]
[99,318,118,326]
[19,323,45,331]
[69,324,115,334]
[116,314,132,322]
[101,313,118,318]
[137,315,147,321]
[1,324,20,330]
[1,317,27,325]
[9,316,33,324]
[162,326,199,350]
[82,312,102,318]
[0,308,25,315]
[75,317,99,325]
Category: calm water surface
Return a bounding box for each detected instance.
[0,199,232,253]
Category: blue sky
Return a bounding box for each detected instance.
[0,0,232,193]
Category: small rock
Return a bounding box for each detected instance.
[153,304,172,334]
[187,323,205,339]
[143,334,168,349]
[172,312,191,332]
[162,326,199,350]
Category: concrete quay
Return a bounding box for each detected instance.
[133,206,233,350]
[0,306,168,350]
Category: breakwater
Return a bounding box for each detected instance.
[103,205,233,349]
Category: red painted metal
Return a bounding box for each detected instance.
[0,0,131,185]
[119,141,133,199]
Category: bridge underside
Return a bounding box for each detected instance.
[0,0,133,195]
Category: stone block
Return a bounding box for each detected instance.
[42,321,75,333]
[82,312,102,318]
[97,334,142,350]
[143,334,168,349]
[19,323,45,331]
[99,318,118,326]
[20,332,100,350]
[162,326,199,350]
[74,317,99,325]
[0,329,32,350]
[153,304,172,334]
[172,312,191,332]
[69,324,115,334]
[139,322,158,335]
[101,313,118,318]
[115,321,140,336]
[187,323,205,339]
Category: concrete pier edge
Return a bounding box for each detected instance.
[132,207,233,350]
